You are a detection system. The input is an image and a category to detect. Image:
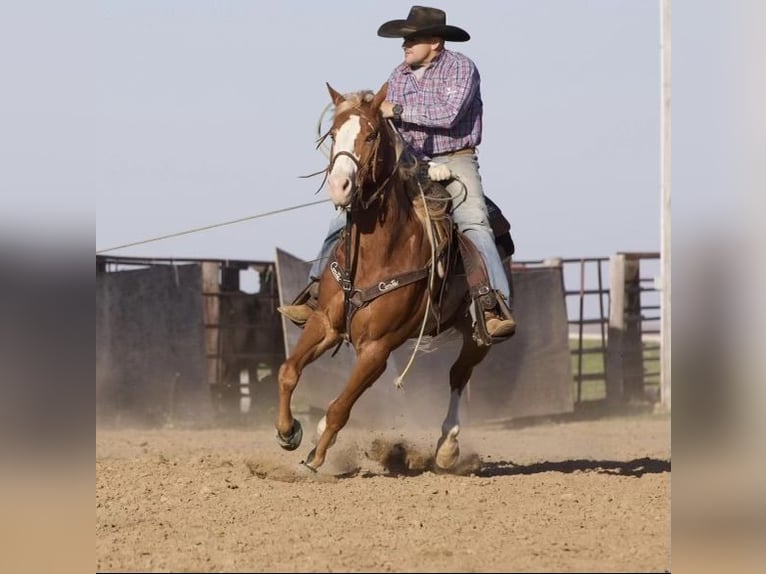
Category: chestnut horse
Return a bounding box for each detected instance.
[275,83,501,472]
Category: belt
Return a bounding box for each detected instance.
[431,146,476,158]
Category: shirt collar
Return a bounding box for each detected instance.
[400,49,448,75]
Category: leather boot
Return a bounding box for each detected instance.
[484,310,516,338]
[277,278,319,326]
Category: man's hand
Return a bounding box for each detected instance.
[428,161,452,182]
[380,100,396,119]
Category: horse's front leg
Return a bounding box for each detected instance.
[303,342,389,471]
[436,329,490,470]
[276,314,341,451]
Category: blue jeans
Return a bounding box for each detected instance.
[439,153,511,304]
[310,210,345,279]
[311,154,511,304]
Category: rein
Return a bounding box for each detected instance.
[348,119,402,210]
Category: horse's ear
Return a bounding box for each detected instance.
[371,82,388,111]
[326,83,345,107]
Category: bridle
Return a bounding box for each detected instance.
[323,111,403,211]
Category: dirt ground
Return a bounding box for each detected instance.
[96,412,670,573]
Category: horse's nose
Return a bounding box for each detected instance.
[328,174,353,206]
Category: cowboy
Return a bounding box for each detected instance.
[279,5,516,339]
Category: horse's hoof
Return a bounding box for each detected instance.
[276,419,303,451]
[435,447,460,471]
[435,426,460,470]
[301,448,319,472]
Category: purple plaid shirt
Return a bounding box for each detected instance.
[386,49,483,160]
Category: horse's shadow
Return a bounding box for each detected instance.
[344,455,670,479]
[475,456,670,478]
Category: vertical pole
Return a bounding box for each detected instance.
[202,262,221,390]
[660,0,672,411]
[577,259,586,402]
[597,260,608,384]
[607,254,626,405]
[623,257,643,401]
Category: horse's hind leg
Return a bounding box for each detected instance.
[435,330,490,470]
[303,343,389,471]
[275,317,340,452]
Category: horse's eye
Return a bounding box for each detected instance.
[366,131,378,143]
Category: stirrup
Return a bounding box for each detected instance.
[471,290,516,345]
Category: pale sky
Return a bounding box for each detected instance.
[0,2,759,268]
[93,0,661,264]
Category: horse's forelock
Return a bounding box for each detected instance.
[334,90,375,117]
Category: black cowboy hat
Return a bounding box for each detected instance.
[377,6,470,42]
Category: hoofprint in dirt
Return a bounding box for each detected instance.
[96,414,670,573]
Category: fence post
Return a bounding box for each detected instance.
[623,256,644,400]
[606,254,625,404]
[201,262,221,389]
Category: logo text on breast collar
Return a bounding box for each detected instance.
[378,279,400,292]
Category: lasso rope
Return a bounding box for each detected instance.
[393,175,440,390]
[95,198,330,254]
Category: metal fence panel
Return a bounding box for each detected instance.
[96,264,211,425]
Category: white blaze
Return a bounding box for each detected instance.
[328,116,361,207]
